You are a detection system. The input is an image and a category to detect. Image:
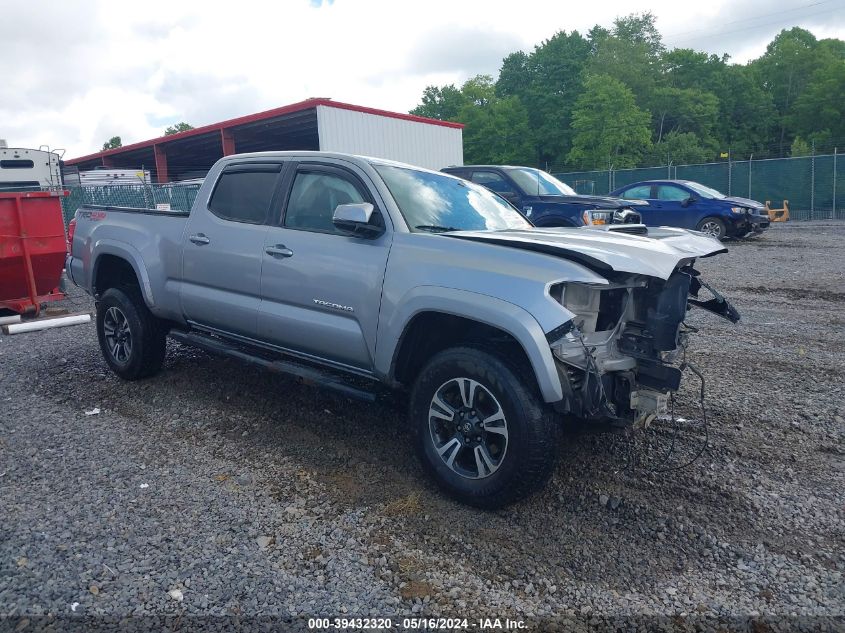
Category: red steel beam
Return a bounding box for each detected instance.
[221,128,236,156]
[153,145,169,183]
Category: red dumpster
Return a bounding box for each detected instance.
[0,190,67,315]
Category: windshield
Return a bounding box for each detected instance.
[374,165,532,232]
[684,181,726,199]
[506,168,577,196]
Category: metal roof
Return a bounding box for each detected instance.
[65,98,463,167]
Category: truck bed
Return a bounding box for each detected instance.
[78,204,191,217]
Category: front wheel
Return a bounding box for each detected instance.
[410,347,559,509]
[96,287,166,380]
[696,216,727,240]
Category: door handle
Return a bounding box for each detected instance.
[265,244,293,258]
[189,233,210,245]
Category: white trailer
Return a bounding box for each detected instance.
[63,167,152,187]
[0,143,63,191]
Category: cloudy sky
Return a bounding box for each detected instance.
[2,0,843,158]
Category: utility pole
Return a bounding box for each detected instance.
[727,147,732,196]
[748,154,753,198]
[811,140,815,218]
[833,148,837,219]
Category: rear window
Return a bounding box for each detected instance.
[208,166,281,224]
[1,159,35,169]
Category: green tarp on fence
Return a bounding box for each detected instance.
[555,153,844,220]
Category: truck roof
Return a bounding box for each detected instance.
[215,150,451,177]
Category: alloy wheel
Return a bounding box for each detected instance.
[428,377,509,479]
[103,306,132,364]
[699,221,723,238]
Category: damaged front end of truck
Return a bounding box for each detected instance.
[451,224,740,429]
[547,263,739,428]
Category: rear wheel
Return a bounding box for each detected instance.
[696,216,726,240]
[96,288,166,380]
[410,347,559,509]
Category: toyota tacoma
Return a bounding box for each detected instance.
[67,152,739,508]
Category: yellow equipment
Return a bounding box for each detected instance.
[764,200,790,222]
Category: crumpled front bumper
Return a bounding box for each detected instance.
[736,212,770,234]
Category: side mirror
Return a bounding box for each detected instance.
[333,202,384,238]
[681,196,697,207]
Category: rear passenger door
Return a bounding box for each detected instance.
[180,162,282,338]
[257,161,392,371]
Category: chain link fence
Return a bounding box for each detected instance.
[553,152,844,220]
[60,183,202,224]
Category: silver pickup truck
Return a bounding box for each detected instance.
[67,151,739,508]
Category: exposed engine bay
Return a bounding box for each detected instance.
[548,266,740,427]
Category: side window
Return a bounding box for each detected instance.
[471,171,516,196]
[284,170,367,234]
[657,185,690,201]
[621,185,653,200]
[208,166,280,224]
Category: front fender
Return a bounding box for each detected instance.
[376,286,564,403]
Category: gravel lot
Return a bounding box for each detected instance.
[1,222,843,631]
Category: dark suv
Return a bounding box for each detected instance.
[441,165,641,227]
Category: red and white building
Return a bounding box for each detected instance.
[65,99,464,183]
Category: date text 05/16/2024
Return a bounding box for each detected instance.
[307,617,527,630]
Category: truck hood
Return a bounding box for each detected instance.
[533,194,636,209]
[447,226,727,280]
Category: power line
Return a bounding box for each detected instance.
[661,0,837,40]
[668,4,844,45]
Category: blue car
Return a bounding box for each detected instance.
[609,180,770,240]
[441,165,642,227]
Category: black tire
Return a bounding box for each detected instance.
[96,287,166,380]
[695,216,727,240]
[410,347,559,509]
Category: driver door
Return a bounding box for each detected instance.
[257,162,392,371]
[652,184,695,228]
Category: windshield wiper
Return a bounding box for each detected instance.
[415,225,461,233]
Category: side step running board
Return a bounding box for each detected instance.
[169,330,378,403]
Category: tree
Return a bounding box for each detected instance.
[456,76,535,165]
[646,131,710,165]
[661,48,728,92]
[164,122,194,135]
[497,30,592,165]
[612,12,664,59]
[790,135,811,157]
[789,42,845,147]
[586,12,665,111]
[409,19,843,169]
[102,136,122,150]
[648,86,719,145]
[567,75,652,169]
[708,64,776,158]
[410,85,467,121]
[410,76,536,164]
[751,27,821,155]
